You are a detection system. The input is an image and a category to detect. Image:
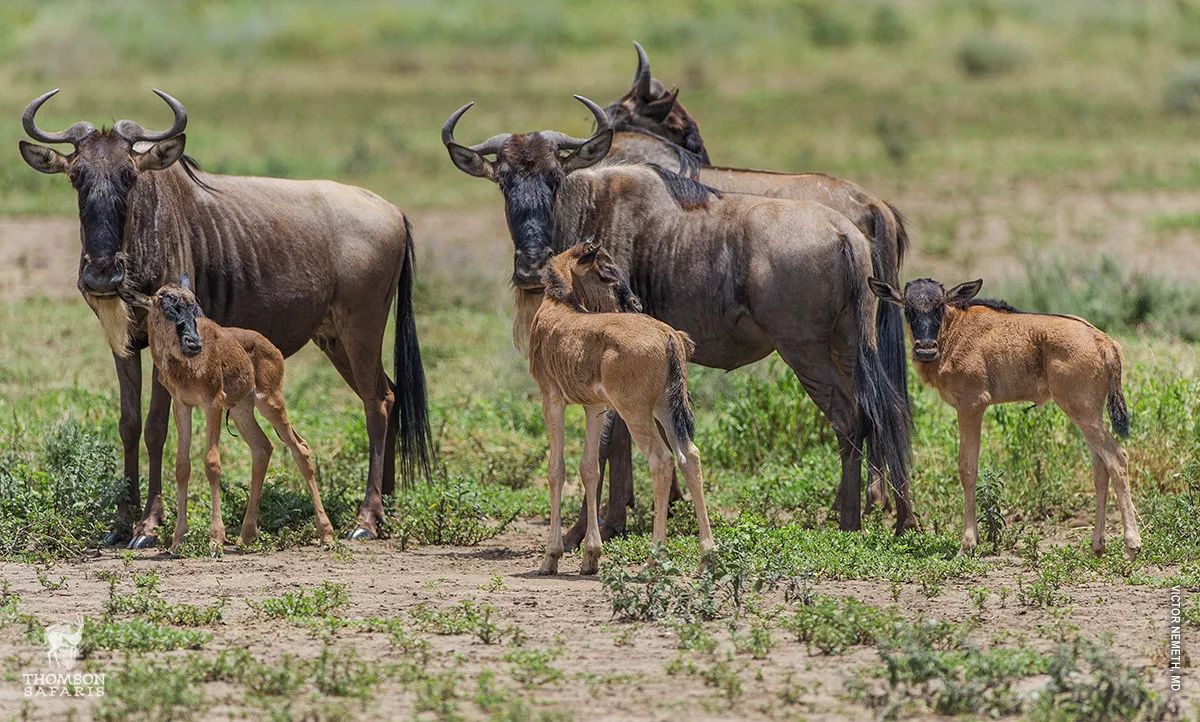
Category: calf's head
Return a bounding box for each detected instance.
[442,97,613,288]
[121,276,204,357]
[18,89,188,297]
[543,242,642,313]
[868,277,983,362]
[604,42,709,163]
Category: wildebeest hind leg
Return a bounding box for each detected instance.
[332,322,395,541]
[318,339,397,499]
[778,345,862,531]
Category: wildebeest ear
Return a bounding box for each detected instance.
[18,141,69,174]
[642,89,679,123]
[945,279,983,304]
[562,129,613,172]
[867,277,904,306]
[134,134,187,172]
[446,143,496,181]
[180,273,192,290]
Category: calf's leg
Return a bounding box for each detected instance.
[956,407,985,553]
[620,410,676,554]
[1077,420,1141,560]
[539,399,568,575]
[230,401,272,546]
[202,405,227,548]
[170,403,192,554]
[1089,450,1110,556]
[655,403,715,558]
[579,405,607,575]
[257,391,335,545]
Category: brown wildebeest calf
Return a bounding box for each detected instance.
[868,277,1142,560]
[528,243,715,575]
[123,279,334,552]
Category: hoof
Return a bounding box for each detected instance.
[101,530,126,547]
[128,534,158,550]
[347,527,376,542]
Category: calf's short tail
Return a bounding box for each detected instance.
[1106,344,1130,438]
[665,331,696,447]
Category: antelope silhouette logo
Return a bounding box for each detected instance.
[44,619,83,669]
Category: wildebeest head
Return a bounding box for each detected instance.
[443,96,614,289]
[604,42,709,163]
[543,242,642,314]
[869,277,983,362]
[122,275,204,357]
[18,89,189,297]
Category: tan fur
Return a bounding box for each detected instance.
[527,245,714,575]
[86,295,133,357]
[142,285,334,552]
[889,290,1141,560]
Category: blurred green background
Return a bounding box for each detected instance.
[3,0,1200,215]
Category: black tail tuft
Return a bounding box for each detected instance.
[1107,350,1130,438]
[394,216,434,485]
[870,205,911,424]
[843,238,912,532]
[665,334,694,445]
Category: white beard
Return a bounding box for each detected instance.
[86,295,133,357]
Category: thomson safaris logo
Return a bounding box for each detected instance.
[21,619,106,698]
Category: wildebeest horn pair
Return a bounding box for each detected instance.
[22,88,187,146]
[441,95,609,154]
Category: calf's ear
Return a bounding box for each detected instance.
[119,288,153,309]
[563,129,613,172]
[19,141,69,174]
[945,279,983,304]
[867,277,904,306]
[446,144,495,181]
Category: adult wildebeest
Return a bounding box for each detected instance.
[869,277,1141,559]
[562,43,916,544]
[18,89,432,546]
[441,97,913,533]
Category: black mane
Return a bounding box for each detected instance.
[648,164,721,210]
[614,126,704,179]
[957,297,1024,313]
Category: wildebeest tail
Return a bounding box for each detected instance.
[1105,342,1130,438]
[869,204,911,423]
[665,331,695,445]
[394,216,434,484]
[842,235,912,521]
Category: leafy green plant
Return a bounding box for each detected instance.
[247,581,349,621]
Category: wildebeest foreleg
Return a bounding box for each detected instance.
[202,403,227,549]
[129,370,170,549]
[106,352,142,545]
[229,401,271,546]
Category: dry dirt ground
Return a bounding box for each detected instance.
[0,525,1185,721]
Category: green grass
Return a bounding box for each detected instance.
[5,0,1200,217]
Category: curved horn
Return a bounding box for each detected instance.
[441,101,510,156]
[22,89,95,145]
[543,95,611,150]
[114,89,188,143]
[633,41,653,100]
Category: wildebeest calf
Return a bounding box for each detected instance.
[528,243,715,575]
[123,278,335,552]
[869,277,1141,560]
